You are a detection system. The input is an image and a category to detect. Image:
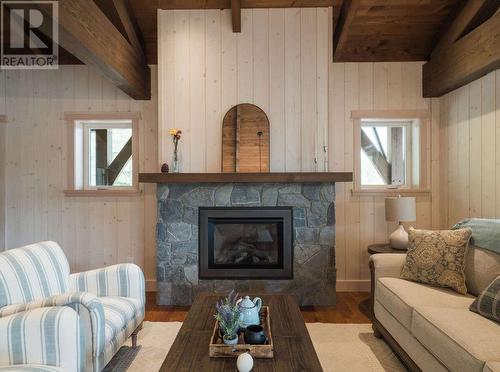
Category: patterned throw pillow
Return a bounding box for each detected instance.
[470,276,500,323]
[400,227,472,294]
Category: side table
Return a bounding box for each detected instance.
[368,243,406,255]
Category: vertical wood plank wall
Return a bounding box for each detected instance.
[0,71,6,251]
[0,7,453,291]
[439,70,500,227]
[0,66,158,287]
[158,8,439,290]
[158,8,330,173]
[330,63,438,290]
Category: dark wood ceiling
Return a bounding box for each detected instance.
[130,0,465,64]
[332,0,465,62]
[0,0,473,66]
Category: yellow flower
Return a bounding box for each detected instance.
[169,128,178,136]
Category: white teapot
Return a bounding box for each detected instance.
[238,296,262,328]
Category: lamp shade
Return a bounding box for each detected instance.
[385,196,416,222]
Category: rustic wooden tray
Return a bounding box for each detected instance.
[209,306,274,358]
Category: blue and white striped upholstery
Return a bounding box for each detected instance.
[0,242,145,372]
[68,264,145,307]
[0,242,69,308]
[0,292,106,372]
[0,366,63,371]
[68,264,145,365]
[0,307,83,372]
[101,297,144,363]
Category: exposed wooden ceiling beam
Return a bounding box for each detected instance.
[332,0,361,62]
[432,0,499,57]
[112,0,146,57]
[423,9,500,97]
[231,0,241,33]
[32,0,150,100]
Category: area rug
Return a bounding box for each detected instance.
[307,323,406,372]
[105,322,407,372]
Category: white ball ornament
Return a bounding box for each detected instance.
[236,352,254,372]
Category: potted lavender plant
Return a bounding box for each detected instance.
[214,291,242,345]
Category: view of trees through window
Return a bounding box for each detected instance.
[360,122,409,187]
[88,125,133,187]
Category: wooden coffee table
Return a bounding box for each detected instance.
[160,293,322,371]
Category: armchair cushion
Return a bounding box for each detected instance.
[69,264,145,306]
[101,297,144,364]
[0,307,83,372]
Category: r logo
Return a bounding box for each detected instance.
[1,1,58,69]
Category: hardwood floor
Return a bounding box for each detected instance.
[145,292,371,323]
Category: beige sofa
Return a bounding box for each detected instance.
[370,245,500,372]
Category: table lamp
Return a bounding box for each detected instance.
[385,196,416,250]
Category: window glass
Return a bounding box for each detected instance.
[87,123,133,187]
[360,122,410,187]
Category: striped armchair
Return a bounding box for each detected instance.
[0,242,145,372]
[0,306,83,372]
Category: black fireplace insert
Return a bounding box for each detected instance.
[198,207,293,279]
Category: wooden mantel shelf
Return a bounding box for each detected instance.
[139,172,353,184]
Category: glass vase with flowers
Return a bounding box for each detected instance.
[169,128,182,173]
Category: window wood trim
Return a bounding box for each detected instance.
[350,189,431,197]
[63,189,142,197]
[351,110,431,120]
[64,112,141,196]
[352,110,431,195]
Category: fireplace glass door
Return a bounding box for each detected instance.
[209,218,283,268]
[199,207,293,279]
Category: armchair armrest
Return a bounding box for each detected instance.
[0,307,83,372]
[69,263,145,306]
[0,293,105,372]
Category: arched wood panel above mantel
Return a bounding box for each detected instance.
[222,103,270,173]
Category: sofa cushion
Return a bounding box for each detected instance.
[376,277,475,330]
[400,227,472,294]
[484,362,500,372]
[466,245,500,296]
[411,306,500,372]
[374,301,448,372]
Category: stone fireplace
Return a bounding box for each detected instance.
[156,182,336,306]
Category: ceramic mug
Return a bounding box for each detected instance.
[244,325,267,345]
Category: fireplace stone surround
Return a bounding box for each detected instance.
[156,182,336,306]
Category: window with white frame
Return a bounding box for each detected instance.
[353,111,429,193]
[65,113,140,195]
